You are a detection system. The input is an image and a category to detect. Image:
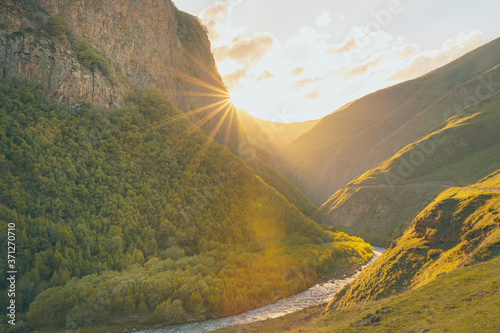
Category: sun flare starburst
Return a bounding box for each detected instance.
[131,59,238,175]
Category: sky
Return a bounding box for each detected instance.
[173,0,500,122]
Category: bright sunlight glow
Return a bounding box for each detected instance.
[229,88,251,111]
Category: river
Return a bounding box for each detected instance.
[138,247,385,333]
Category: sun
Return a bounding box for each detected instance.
[229,88,252,111]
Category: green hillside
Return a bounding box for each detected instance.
[0,79,372,331]
[215,255,500,333]
[317,84,500,246]
[280,37,500,205]
[217,171,500,333]
[328,170,500,309]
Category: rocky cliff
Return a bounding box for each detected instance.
[0,0,318,215]
[0,0,239,147]
[0,1,127,109]
[0,0,225,108]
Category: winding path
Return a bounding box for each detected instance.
[346,182,500,193]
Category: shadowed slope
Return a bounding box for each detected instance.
[281,37,500,205]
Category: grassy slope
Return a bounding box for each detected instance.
[314,256,500,333]
[214,256,500,333]
[316,87,500,246]
[327,170,500,309]
[249,155,318,216]
[215,171,500,333]
[280,37,500,205]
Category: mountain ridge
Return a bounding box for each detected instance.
[317,87,500,245]
[277,37,500,205]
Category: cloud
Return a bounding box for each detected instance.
[222,69,248,89]
[316,11,331,28]
[304,88,319,99]
[389,30,487,81]
[327,38,357,54]
[343,57,383,78]
[290,67,305,76]
[194,1,492,123]
[200,2,230,23]
[397,44,418,58]
[292,77,320,90]
[199,3,231,40]
[213,33,275,65]
[257,70,274,81]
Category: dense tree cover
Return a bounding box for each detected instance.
[0,79,371,330]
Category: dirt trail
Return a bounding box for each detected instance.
[346,182,455,189]
[346,182,500,193]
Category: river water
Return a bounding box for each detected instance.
[138,247,385,333]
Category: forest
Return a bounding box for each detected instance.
[0,79,372,330]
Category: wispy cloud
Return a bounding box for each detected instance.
[223,69,248,89]
[293,77,320,90]
[326,38,357,54]
[214,33,275,65]
[304,87,319,99]
[388,30,487,81]
[342,57,383,78]
[257,70,274,81]
[195,1,492,121]
[290,67,305,76]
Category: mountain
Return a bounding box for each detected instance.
[327,169,500,311]
[0,79,372,331]
[316,84,500,246]
[237,109,320,156]
[0,0,243,151]
[237,110,319,215]
[214,171,500,332]
[0,1,373,330]
[279,37,500,205]
[0,0,317,217]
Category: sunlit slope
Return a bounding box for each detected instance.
[316,88,500,246]
[0,80,372,330]
[320,256,500,333]
[214,255,500,333]
[326,170,500,311]
[282,37,500,205]
[237,109,320,155]
[237,110,319,215]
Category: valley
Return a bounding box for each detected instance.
[0,0,499,332]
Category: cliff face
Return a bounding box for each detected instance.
[0,0,248,155]
[0,0,229,122]
[41,0,225,112]
[0,1,127,109]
